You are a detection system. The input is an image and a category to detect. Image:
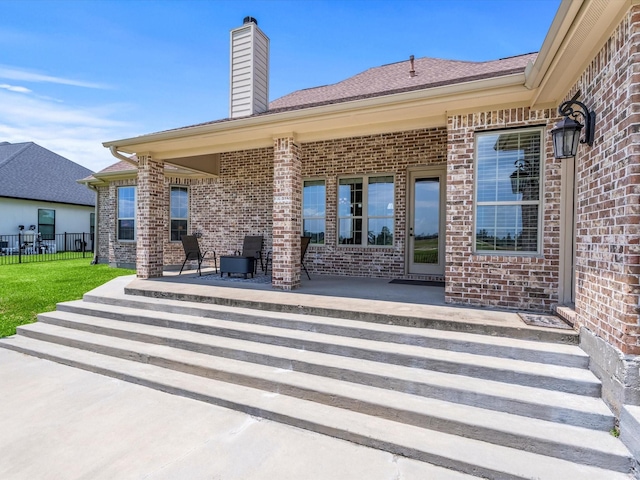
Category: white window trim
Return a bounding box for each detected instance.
[37,208,55,240]
[473,127,544,256]
[117,186,136,242]
[302,178,326,246]
[337,173,395,248]
[170,185,189,242]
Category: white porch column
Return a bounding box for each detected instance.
[272,136,302,290]
[136,154,164,278]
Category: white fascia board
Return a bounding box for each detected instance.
[525,0,584,90]
[530,0,633,107]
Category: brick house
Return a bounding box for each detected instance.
[84,1,640,413]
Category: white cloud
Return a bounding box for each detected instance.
[0,65,109,89]
[0,90,136,172]
[0,84,31,93]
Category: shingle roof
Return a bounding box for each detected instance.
[269,53,537,111]
[127,52,537,137]
[0,142,95,206]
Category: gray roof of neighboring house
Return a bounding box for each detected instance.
[0,141,95,206]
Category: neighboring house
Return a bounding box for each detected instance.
[87,2,639,414]
[0,141,95,252]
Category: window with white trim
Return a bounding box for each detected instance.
[338,175,394,246]
[117,186,136,241]
[170,186,188,241]
[38,209,55,240]
[302,179,325,244]
[475,128,542,253]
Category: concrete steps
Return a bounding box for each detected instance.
[0,290,635,479]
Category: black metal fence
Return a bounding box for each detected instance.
[0,232,94,265]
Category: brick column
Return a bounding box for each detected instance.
[272,136,302,290]
[136,154,164,278]
[107,185,117,266]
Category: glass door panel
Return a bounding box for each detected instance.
[408,169,445,275]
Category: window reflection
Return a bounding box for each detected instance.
[338,176,394,246]
[303,180,325,244]
[475,130,541,253]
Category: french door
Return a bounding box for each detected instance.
[408,168,445,275]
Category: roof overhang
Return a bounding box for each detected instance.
[527,0,636,107]
[104,72,533,160]
[79,160,219,187]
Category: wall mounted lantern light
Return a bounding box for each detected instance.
[550,90,596,159]
[18,225,24,231]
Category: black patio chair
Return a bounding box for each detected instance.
[263,236,312,280]
[235,235,264,274]
[179,235,215,276]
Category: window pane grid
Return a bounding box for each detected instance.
[170,186,188,242]
[303,180,326,244]
[475,129,541,253]
[117,186,136,241]
[338,175,394,247]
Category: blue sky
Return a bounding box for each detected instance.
[0,0,561,172]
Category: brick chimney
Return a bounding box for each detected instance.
[229,17,270,119]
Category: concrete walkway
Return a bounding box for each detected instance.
[0,348,477,480]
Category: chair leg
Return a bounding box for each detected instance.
[302,262,310,280]
[264,251,272,276]
[179,257,189,275]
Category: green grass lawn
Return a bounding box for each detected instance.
[0,259,135,338]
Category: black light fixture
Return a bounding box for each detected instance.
[18,225,24,231]
[550,90,596,159]
[29,225,36,230]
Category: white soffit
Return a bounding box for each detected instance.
[531,0,632,107]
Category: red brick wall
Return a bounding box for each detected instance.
[97,179,137,267]
[272,137,302,289]
[570,6,640,354]
[301,128,447,278]
[181,147,274,268]
[445,109,561,311]
[136,156,164,278]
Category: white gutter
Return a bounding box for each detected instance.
[86,183,99,265]
[108,146,139,165]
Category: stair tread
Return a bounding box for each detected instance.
[75,296,583,357]
[15,321,627,459]
[0,334,630,480]
[53,303,595,382]
[121,279,580,345]
[36,311,612,416]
